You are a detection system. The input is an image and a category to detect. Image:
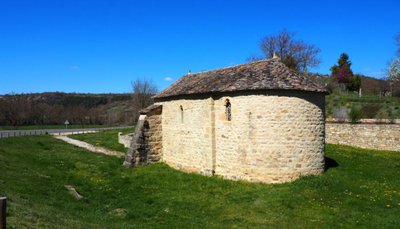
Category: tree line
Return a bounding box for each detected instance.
[0,85,156,127]
[0,79,157,127]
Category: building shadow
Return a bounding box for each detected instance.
[324,156,338,171]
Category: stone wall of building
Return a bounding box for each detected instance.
[326,123,400,152]
[161,97,214,175]
[146,108,163,163]
[159,90,326,183]
[123,105,162,167]
[213,91,325,183]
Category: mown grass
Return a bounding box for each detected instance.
[1,136,400,228]
[69,128,134,153]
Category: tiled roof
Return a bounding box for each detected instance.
[154,58,326,100]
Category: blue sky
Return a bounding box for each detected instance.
[0,0,399,94]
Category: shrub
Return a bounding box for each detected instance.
[388,108,397,123]
[361,103,382,118]
[349,105,362,124]
[375,111,389,121]
[347,74,361,91]
[332,106,348,122]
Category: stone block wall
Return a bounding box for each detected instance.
[161,97,214,175]
[146,108,163,163]
[326,123,400,152]
[159,90,326,183]
[213,91,325,183]
[123,105,162,167]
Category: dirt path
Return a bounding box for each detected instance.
[53,135,123,157]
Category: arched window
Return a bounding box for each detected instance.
[180,105,184,123]
[224,99,231,121]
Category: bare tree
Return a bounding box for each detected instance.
[256,29,321,73]
[131,78,158,121]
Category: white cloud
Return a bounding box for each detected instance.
[70,65,80,70]
[164,77,173,81]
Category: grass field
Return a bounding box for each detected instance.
[1,135,400,228]
[69,128,133,153]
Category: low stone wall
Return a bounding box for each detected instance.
[326,123,400,152]
[118,132,133,148]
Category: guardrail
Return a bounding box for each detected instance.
[0,126,134,139]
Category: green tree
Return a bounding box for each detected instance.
[331,53,360,91]
[331,53,352,77]
[348,74,362,91]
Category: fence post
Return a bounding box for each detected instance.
[0,197,6,229]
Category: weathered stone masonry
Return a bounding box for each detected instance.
[125,58,327,183]
[326,123,400,152]
[123,105,162,167]
[159,91,325,183]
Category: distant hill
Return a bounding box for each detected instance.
[359,75,389,95]
[308,73,399,96]
[0,92,137,127]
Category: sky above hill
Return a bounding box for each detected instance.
[0,0,399,94]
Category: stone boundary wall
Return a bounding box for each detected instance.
[123,105,162,167]
[326,118,400,124]
[326,122,400,152]
[118,132,133,148]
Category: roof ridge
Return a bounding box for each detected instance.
[188,58,278,76]
[154,58,326,100]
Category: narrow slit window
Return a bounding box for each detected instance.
[225,99,231,121]
[180,105,184,123]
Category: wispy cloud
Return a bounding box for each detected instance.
[164,77,173,81]
[70,65,80,70]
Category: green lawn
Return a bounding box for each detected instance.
[0,124,112,130]
[0,136,399,228]
[69,128,134,153]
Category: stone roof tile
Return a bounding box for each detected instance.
[154,58,326,100]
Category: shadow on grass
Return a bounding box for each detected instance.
[324,156,338,171]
